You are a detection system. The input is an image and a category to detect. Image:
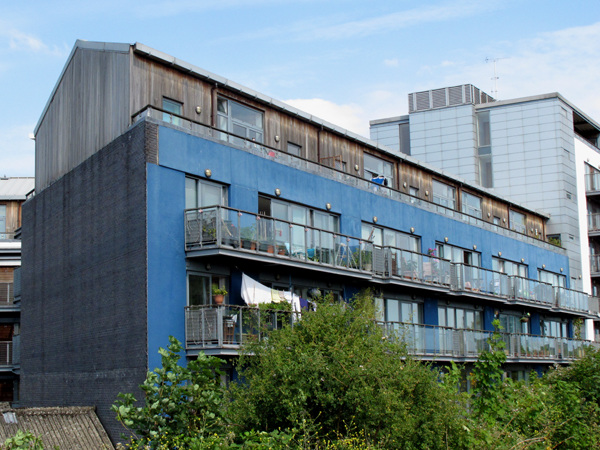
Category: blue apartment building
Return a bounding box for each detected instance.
[20,41,598,442]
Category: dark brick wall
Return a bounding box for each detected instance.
[21,122,152,443]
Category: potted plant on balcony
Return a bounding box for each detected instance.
[212,286,228,305]
[240,226,257,250]
[520,312,530,323]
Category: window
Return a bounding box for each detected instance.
[409,186,419,204]
[436,242,481,266]
[541,319,568,338]
[493,216,501,226]
[287,142,301,157]
[361,223,419,252]
[538,269,566,288]
[499,313,529,334]
[217,97,264,143]
[364,153,394,186]
[492,257,528,278]
[432,180,456,209]
[0,205,5,239]
[188,273,229,306]
[461,192,482,218]
[399,122,411,155]
[438,306,482,330]
[185,178,228,209]
[477,111,493,188]
[509,210,527,234]
[385,299,422,324]
[163,98,182,126]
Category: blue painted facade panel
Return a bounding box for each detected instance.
[146,163,188,371]
[147,125,573,358]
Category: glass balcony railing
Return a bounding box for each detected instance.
[185,206,373,272]
[184,305,596,361]
[0,283,14,306]
[586,173,600,192]
[185,206,596,315]
[134,106,554,248]
[588,213,600,232]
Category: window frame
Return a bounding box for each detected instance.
[363,153,394,186]
[461,191,482,219]
[509,209,527,234]
[217,96,264,143]
[162,98,183,126]
[432,179,456,210]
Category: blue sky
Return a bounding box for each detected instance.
[2,0,600,177]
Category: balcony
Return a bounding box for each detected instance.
[0,283,14,307]
[585,173,600,194]
[0,341,14,367]
[184,305,595,362]
[185,206,596,316]
[137,105,553,247]
[588,214,600,235]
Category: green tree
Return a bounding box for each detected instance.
[112,336,225,448]
[228,290,468,449]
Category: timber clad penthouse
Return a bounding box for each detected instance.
[21,41,599,442]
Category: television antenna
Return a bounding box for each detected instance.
[485,57,507,99]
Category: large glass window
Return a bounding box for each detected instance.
[436,242,481,266]
[217,97,264,143]
[500,313,529,334]
[361,223,419,252]
[509,210,527,234]
[364,153,394,186]
[538,269,566,287]
[185,178,228,209]
[461,191,482,218]
[386,299,422,324]
[432,179,456,209]
[541,319,568,338]
[438,306,482,330]
[0,205,5,239]
[477,111,493,188]
[163,98,183,126]
[493,257,528,278]
[188,273,229,306]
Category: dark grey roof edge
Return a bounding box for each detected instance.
[34,40,130,135]
[369,115,409,126]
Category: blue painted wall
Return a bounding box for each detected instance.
[146,163,188,371]
[146,125,572,360]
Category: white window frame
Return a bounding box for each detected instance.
[432,180,456,210]
[461,191,482,218]
[217,96,264,143]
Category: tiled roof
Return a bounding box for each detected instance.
[0,404,114,449]
[0,178,34,200]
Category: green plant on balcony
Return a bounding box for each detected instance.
[240,225,257,249]
[548,236,562,247]
[212,286,228,305]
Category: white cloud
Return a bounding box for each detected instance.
[0,22,67,56]
[383,58,399,67]
[283,98,368,136]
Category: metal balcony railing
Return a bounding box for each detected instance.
[591,255,600,274]
[0,283,14,306]
[379,322,595,361]
[0,341,13,366]
[184,305,595,361]
[185,206,373,272]
[586,173,600,192]
[185,206,596,315]
[135,106,553,247]
[589,214,600,232]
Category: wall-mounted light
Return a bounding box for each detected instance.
[444,237,449,243]
[410,227,415,233]
[195,106,202,114]
[373,216,378,223]
[275,188,281,197]
[403,182,407,188]
[560,267,563,272]
[473,244,477,250]
[204,169,212,178]
[503,218,507,223]
[326,203,332,210]
[275,273,281,280]
[206,264,211,271]
[274,135,280,142]
[542,264,546,269]
[498,251,502,257]
[425,190,429,196]
[579,275,582,279]
[521,258,525,263]
[487,212,491,218]
[354,164,360,171]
